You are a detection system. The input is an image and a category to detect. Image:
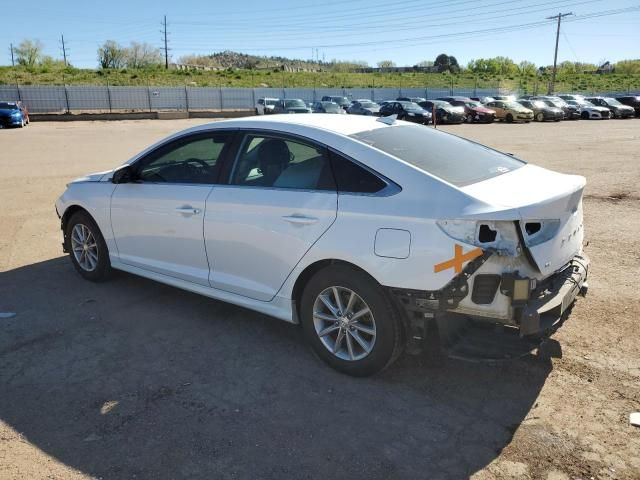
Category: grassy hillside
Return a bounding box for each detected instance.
[1,65,639,94]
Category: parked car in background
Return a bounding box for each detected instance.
[517,99,563,122]
[397,96,427,104]
[492,95,517,102]
[615,96,640,117]
[557,94,586,103]
[0,101,29,128]
[379,101,431,124]
[532,96,580,119]
[585,97,635,118]
[418,100,465,124]
[484,100,533,123]
[347,100,381,116]
[255,97,279,115]
[471,96,495,104]
[564,99,611,120]
[55,114,589,376]
[273,99,312,114]
[437,97,496,123]
[311,101,346,114]
[321,96,351,110]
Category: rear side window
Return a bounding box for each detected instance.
[329,151,387,194]
[350,125,525,187]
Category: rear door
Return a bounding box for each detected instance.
[204,131,337,301]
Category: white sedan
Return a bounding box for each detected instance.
[55,114,589,376]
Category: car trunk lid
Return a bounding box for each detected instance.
[461,164,586,277]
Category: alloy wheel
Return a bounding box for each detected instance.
[312,286,376,361]
[71,223,99,272]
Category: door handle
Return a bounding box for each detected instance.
[176,206,202,216]
[282,214,319,225]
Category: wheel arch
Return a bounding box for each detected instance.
[291,259,380,323]
[60,205,101,251]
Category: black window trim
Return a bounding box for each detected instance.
[327,147,402,197]
[129,129,238,186]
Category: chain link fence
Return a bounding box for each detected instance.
[1,84,634,114]
[0,85,505,114]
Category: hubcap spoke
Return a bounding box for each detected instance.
[344,291,356,315]
[318,294,339,317]
[317,324,339,337]
[345,331,355,360]
[71,223,98,272]
[314,311,337,322]
[352,322,375,336]
[333,328,345,354]
[332,287,345,314]
[350,307,370,322]
[350,330,372,353]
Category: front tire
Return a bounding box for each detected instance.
[66,211,111,282]
[300,265,403,376]
[536,112,544,122]
[506,113,514,123]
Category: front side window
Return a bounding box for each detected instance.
[230,134,334,190]
[137,133,231,184]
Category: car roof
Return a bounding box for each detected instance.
[188,113,390,136]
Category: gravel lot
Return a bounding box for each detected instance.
[1,118,639,480]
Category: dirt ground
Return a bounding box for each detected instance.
[0,118,639,480]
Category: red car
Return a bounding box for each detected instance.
[437,96,496,123]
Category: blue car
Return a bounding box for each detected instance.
[0,101,29,128]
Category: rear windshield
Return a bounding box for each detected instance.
[0,102,18,110]
[350,125,525,187]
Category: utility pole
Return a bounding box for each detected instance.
[162,15,169,69]
[546,12,573,94]
[61,34,68,66]
[9,43,15,66]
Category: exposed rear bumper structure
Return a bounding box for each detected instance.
[519,254,589,336]
[388,253,589,354]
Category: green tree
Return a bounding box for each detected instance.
[98,40,127,69]
[14,39,44,66]
[434,53,460,73]
[125,42,163,69]
[377,60,396,68]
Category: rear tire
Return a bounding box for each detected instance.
[536,112,544,122]
[65,210,112,282]
[300,264,403,376]
[581,111,589,120]
[506,113,514,123]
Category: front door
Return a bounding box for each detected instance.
[110,131,233,286]
[205,132,338,301]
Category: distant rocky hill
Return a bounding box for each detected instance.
[176,50,322,71]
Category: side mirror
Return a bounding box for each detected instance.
[112,165,135,184]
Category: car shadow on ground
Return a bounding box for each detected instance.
[0,257,557,479]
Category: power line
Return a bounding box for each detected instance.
[546,12,574,93]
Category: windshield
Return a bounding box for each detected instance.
[265,99,278,106]
[505,102,524,109]
[285,99,306,108]
[332,97,349,104]
[0,102,18,110]
[358,101,377,108]
[604,98,622,106]
[465,101,482,108]
[350,125,525,187]
[532,100,547,108]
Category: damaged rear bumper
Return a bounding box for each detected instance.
[519,254,589,336]
[387,252,589,345]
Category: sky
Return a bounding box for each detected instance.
[1,0,639,68]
